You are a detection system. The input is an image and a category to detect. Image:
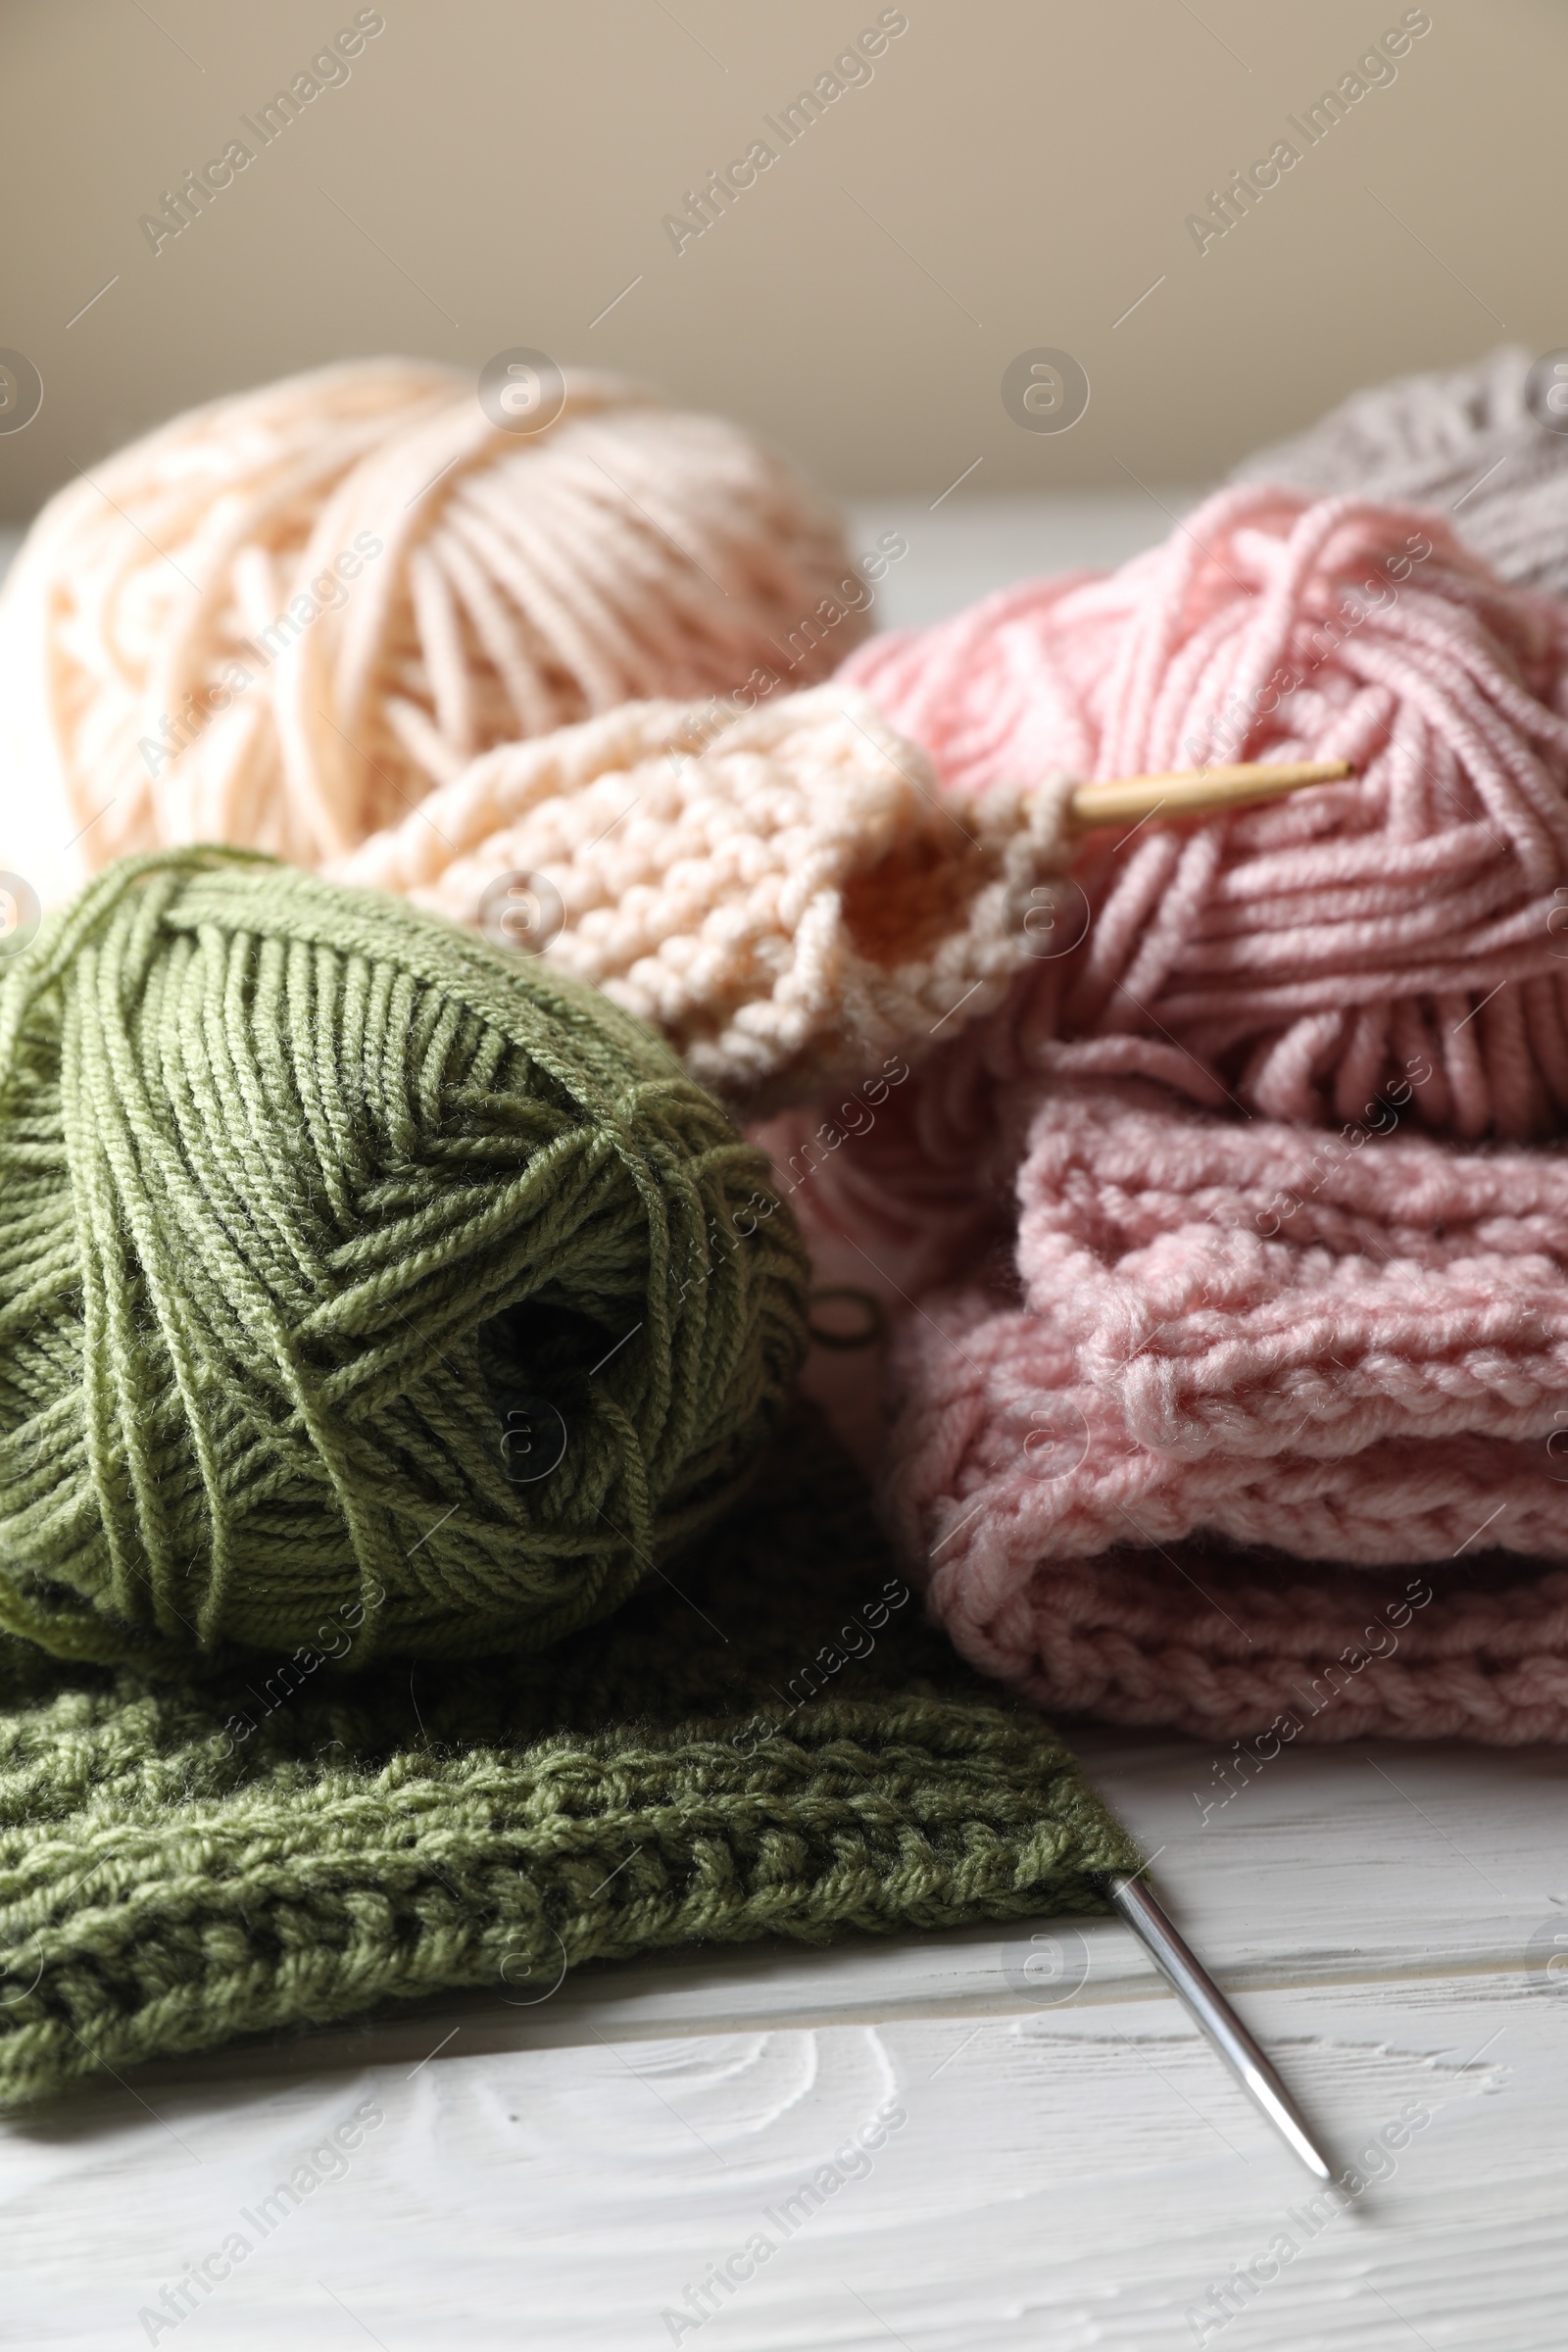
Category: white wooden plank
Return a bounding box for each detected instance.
[0,1973,1558,2350]
[3,1734,1566,2348]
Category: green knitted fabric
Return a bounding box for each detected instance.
[0,851,808,1669]
[0,1408,1138,2107]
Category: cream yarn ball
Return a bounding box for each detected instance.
[0,358,869,896]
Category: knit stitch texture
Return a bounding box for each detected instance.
[334,688,1076,1110]
[883,1082,1568,1739]
[941,1542,1568,1746]
[0,1408,1139,2107]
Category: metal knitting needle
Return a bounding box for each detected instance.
[1068,758,1351,831]
[1108,1870,1334,2180]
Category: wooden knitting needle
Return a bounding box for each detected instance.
[1069,760,1352,831]
[1109,1872,1335,2180]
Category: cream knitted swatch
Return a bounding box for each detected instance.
[334,687,1078,1110]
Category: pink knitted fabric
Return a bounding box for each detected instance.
[928,1547,1568,1745]
[882,1081,1568,1742]
[842,485,1568,1141]
[756,966,1059,1298]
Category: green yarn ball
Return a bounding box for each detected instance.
[0,852,809,1669]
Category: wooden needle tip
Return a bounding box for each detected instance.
[1068,760,1352,831]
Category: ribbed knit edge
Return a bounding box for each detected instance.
[0,1409,1138,2105]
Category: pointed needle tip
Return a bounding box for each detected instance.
[1108,1872,1335,2182]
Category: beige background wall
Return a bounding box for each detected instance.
[0,0,1562,515]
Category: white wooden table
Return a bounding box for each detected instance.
[5,1733,1565,2349]
[4,503,1566,2350]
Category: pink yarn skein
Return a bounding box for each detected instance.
[882,1082,1568,1743]
[843,486,1568,1141]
